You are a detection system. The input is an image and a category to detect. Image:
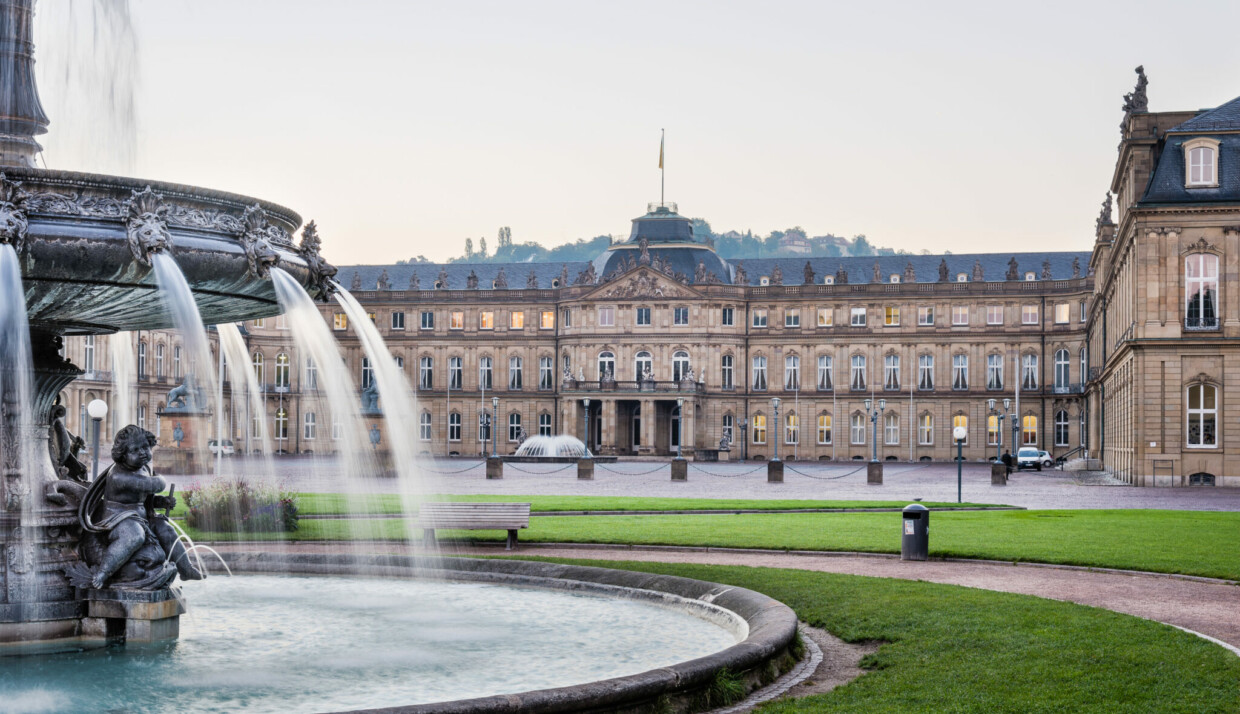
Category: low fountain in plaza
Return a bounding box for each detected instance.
[0,3,799,710]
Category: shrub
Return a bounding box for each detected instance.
[183,478,299,533]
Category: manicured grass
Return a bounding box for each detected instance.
[186,509,1240,580]
[529,559,1240,713]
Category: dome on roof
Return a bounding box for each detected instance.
[595,202,733,284]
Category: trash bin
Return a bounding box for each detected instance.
[901,503,929,561]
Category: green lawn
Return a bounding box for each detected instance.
[186,509,1240,580]
[529,559,1240,713]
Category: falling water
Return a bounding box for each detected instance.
[217,323,274,459]
[0,244,36,607]
[109,332,135,426]
[151,254,216,455]
[334,287,432,537]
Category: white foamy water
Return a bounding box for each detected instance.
[108,332,135,426]
[150,253,216,453]
[216,322,273,460]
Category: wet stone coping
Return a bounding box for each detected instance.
[292,505,1024,519]
[220,552,802,714]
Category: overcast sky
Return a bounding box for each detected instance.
[30,0,1240,264]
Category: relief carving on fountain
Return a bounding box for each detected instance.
[0,173,31,255]
[298,220,338,299]
[241,204,282,279]
[124,186,172,266]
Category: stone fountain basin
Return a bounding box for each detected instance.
[6,167,316,334]
[222,552,801,713]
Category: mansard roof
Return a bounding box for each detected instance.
[1142,96,1240,205]
[1165,95,1240,134]
[731,251,1089,286]
[339,261,591,292]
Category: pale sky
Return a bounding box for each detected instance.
[30,0,1240,264]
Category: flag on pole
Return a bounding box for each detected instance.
[659,130,664,169]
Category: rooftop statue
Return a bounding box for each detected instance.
[1042,260,1052,280]
[466,270,479,289]
[938,258,949,282]
[1096,193,1113,233]
[638,237,651,266]
[694,261,707,283]
[437,267,449,288]
[1072,256,1082,279]
[494,268,507,289]
[1122,65,1149,115]
[734,261,747,285]
[836,265,848,284]
[67,425,204,590]
[973,259,984,282]
[377,269,390,290]
[1006,257,1019,281]
[803,261,814,285]
[904,261,916,282]
[408,270,420,290]
[872,261,880,283]
[770,264,783,285]
[527,269,538,288]
[350,271,362,290]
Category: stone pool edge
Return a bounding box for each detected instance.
[220,552,802,714]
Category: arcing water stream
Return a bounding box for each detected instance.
[151,253,216,458]
[216,322,274,459]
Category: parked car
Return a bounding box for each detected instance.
[207,439,235,456]
[1016,447,1052,470]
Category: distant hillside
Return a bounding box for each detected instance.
[398,221,913,266]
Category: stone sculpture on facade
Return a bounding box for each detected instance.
[904,261,916,283]
[527,270,538,288]
[66,425,204,590]
[0,172,30,254]
[938,258,949,282]
[973,260,984,282]
[836,265,848,284]
[575,263,597,285]
[1122,65,1149,116]
[694,261,707,284]
[803,261,814,285]
[124,186,171,267]
[437,268,449,289]
[771,264,783,285]
[558,264,569,287]
[361,382,380,414]
[377,269,390,290]
[638,237,651,266]
[350,272,362,290]
[494,268,507,289]
[240,204,281,279]
[408,271,420,290]
[1006,257,1019,281]
[466,270,479,289]
[872,261,881,283]
[1096,193,1113,234]
[298,221,338,298]
[1072,256,1081,279]
[1042,259,1052,281]
[734,261,747,285]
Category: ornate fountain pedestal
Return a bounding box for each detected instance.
[154,408,212,475]
[79,586,184,644]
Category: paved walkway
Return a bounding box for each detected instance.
[213,541,1240,652]
[178,457,1240,511]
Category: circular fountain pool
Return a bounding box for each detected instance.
[2,574,742,713]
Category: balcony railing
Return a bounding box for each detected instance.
[1051,383,1085,395]
[1185,317,1220,331]
[562,379,705,394]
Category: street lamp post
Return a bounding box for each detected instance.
[582,397,590,456]
[771,397,781,462]
[738,418,748,461]
[953,424,968,503]
[87,399,108,480]
[491,396,499,458]
[863,397,886,463]
[988,398,1012,462]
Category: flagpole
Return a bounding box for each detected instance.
[660,128,665,205]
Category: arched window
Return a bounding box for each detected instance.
[478,356,493,389]
[1022,415,1038,445]
[83,335,96,374]
[1054,349,1070,391]
[1054,410,1069,446]
[784,413,799,444]
[1185,253,1219,329]
[274,407,289,441]
[137,341,147,377]
[719,353,733,389]
[1187,383,1218,447]
[817,413,832,444]
[918,413,933,445]
[1185,138,1219,187]
[538,412,552,436]
[722,413,734,443]
[419,356,433,390]
[850,355,866,391]
[636,351,654,380]
[508,412,522,441]
[449,356,463,389]
[673,351,690,382]
[752,355,768,391]
[419,412,432,441]
[303,412,317,440]
[884,412,899,445]
[274,352,290,389]
[987,354,1003,390]
[817,355,833,391]
[953,414,968,444]
[539,356,554,390]
[784,354,800,390]
[752,413,767,444]
[850,413,865,444]
[1021,353,1038,390]
[509,356,523,389]
[252,351,263,385]
[360,357,374,389]
[597,351,615,380]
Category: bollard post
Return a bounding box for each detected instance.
[990,461,1007,486]
[767,459,784,482]
[670,458,687,481]
[867,461,883,485]
[577,458,594,480]
[485,456,503,479]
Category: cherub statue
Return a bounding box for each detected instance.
[68,425,204,590]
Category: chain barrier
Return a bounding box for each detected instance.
[783,462,869,480]
[503,462,578,475]
[595,463,669,476]
[686,463,769,478]
[418,462,485,475]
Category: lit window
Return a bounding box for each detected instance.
[333,313,348,330]
[884,412,899,445]
[752,309,768,328]
[986,305,1003,325]
[752,414,767,444]
[1054,410,1069,447]
[919,414,933,445]
[850,307,866,326]
[480,311,494,330]
[367,312,376,324]
[598,307,615,327]
[1054,304,1070,324]
[1022,305,1039,325]
[817,414,832,444]
[1186,253,1219,329]
[952,306,969,326]
[391,311,405,330]
[917,306,933,326]
[509,311,525,329]
[952,354,968,390]
[1185,139,1219,187]
[817,308,833,327]
[850,355,866,391]
[953,415,968,444]
[540,311,555,329]
[785,309,800,327]
[884,306,900,326]
[253,318,265,328]
[785,413,799,445]
[817,355,833,391]
[674,307,690,325]
[987,415,999,445]
[850,413,865,444]
[420,311,434,330]
[449,311,464,330]
[784,355,800,390]
[636,307,651,326]
[721,307,735,326]
[918,354,934,391]
[884,354,900,391]
[752,356,768,390]
[1187,383,1217,447]
[1022,415,1037,445]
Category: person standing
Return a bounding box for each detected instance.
[1001,449,1013,477]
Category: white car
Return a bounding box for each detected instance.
[1016,447,1052,470]
[207,439,235,456]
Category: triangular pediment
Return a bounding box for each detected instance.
[581,266,705,301]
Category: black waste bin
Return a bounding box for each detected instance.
[901,503,929,561]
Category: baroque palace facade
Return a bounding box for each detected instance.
[52,74,1240,487]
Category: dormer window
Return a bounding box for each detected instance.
[1185,138,1220,188]
[889,274,900,283]
[760,276,770,286]
[824,275,835,285]
[1025,272,1036,281]
[956,273,968,282]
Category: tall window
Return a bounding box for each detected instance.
[1054,304,1070,324]
[1187,383,1217,447]
[721,307,734,326]
[274,352,290,389]
[785,413,799,444]
[884,412,899,445]
[884,306,899,326]
[137,341,147,377]
[636,307,651,326]
[884,355,900,391]
[419,356,433,390]
[817,355,833,391]
[785,309,799,327]
[1022,415,1037,445]
[986,305,1003,325]
[138,404,147,429]
[752,414,766,444]
[752,356,768,391]
[156,344,165,377]
[1021,354,1038,390]
[850,307,866,326]
[1054,410,1069,446]
[918,354,934,390]
[479,356,493,389]
[952,354,968,390]
[332,419,342,441]
[850,413,865,444]
[303,412,317,440]
[1054,349,1070,390]
[508,413,522,441]
[333,313,347,330]
[1187,142,1218,186]
[479,311,494,329]
[539,356,553,390]
[449,311,464,330]
[172,345,182,379]
[636,351,653,380]
[305,357,318,390]
[953,414,968,444]
[723,414,734,444]
[986,354,1003,390]
[988,415,999,445]
[817,308,833,327]
[83,335,95,374]
[448,412,461,441]
[674,307,690,325]
[251,351,263,385]
[720,354,734,389]
[1022,305,1039,325]
[509,356,523,389]
[598,351,615,380]
[419,412,432,441]
[1079,348,1088,385]
[817,414,832,444]
[540,311,554,329]
[919,413,933,445]
[784,355,800,390]
[274,407,288,441]
[539,413,552,436]
[850,355,866,391]
[479,412,491,443]
[561,308,571,327]
[449,356,463,390]
[420,311,434,330]
[1185,253,1219,329]
[673,351,690,381]
[360,357,373,389]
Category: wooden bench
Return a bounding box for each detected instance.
[417,502,531,550]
